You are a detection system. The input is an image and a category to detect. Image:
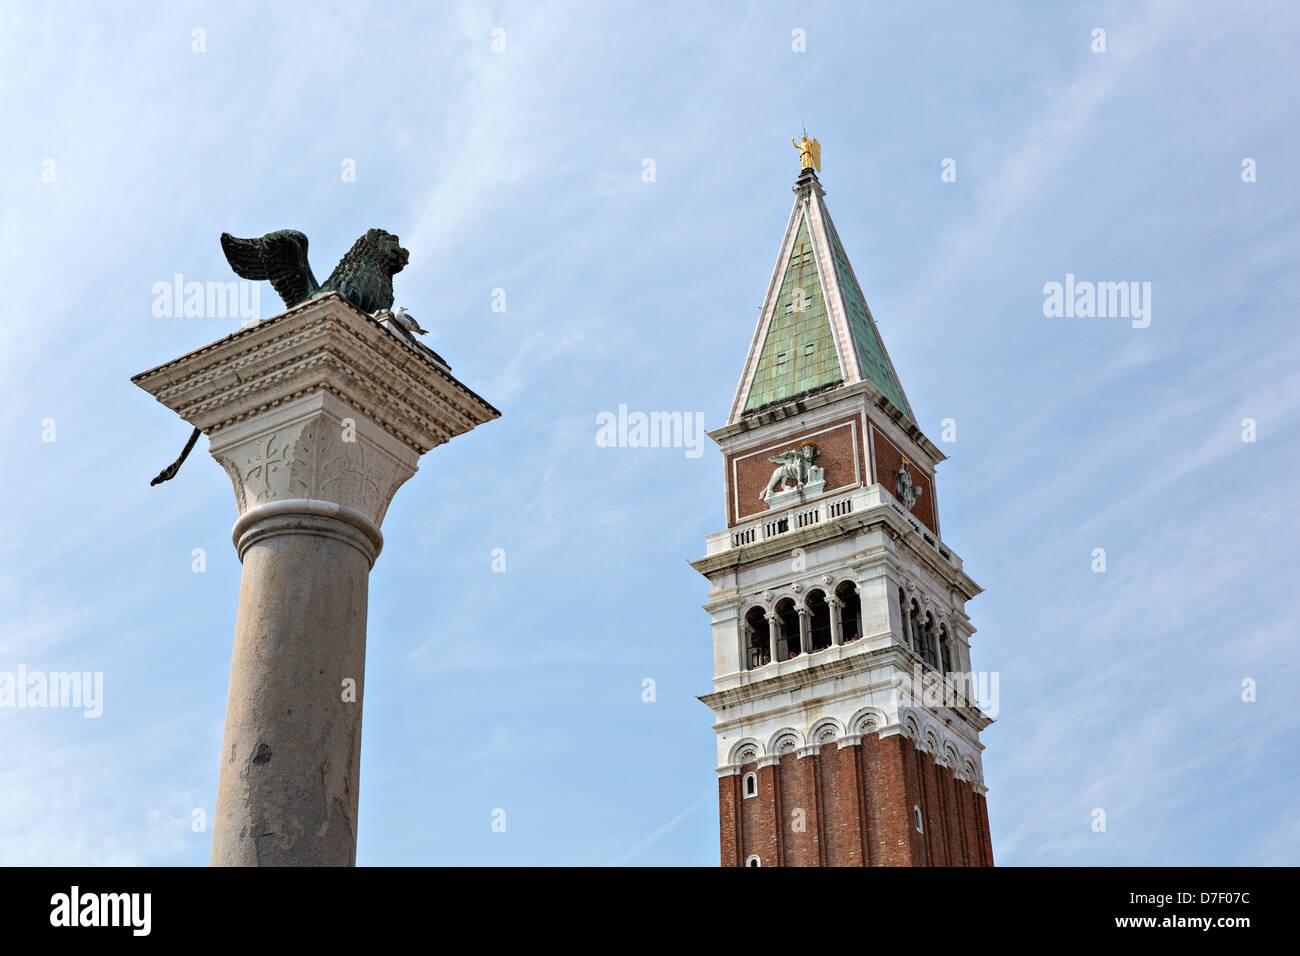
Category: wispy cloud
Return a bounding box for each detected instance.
[608,787,711,866]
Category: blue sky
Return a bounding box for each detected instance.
[2,0,1297,865]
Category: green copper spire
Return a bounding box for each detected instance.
[730,166,914,423]
[743,218,841,411]
[825,221,912,418]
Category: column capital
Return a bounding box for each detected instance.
[133,292,500,536]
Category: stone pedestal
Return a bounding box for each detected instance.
[132,292,498,866]
[763,477,825,511]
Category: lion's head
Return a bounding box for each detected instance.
[362,228,409,276]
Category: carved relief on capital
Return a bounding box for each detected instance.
[213,415,415,527]
[217,430,292,515]
[958,756,983,786]
[770,730,801,756]
[808,718,842,749]
[289,419,411,523]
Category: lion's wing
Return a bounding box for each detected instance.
[220,230,319,308]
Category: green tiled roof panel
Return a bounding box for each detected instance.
[743,219,843,411]
[827,224,912,417]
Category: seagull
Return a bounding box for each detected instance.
[393,306,428,335]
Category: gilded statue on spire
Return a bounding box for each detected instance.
[792,132,821,172]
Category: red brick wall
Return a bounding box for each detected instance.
[975,791,995,866]
[863,733,914,866]
[718,774,740,867]
[720,734,992,867]
[870,425,938,534]
[778,753,809,866]
[820,744,863,866]
[961,784,980,866]
[726,416,865,526]
[734,761,782,867]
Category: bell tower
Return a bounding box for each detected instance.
[693,150,994,867]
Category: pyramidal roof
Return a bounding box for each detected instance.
[729,167,914,424]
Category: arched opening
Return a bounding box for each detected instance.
[908,599,925,661]
[939,624,953,674]
[836,581,861,643]
[923,612,938,668]
[743,772,758,798]
[746,855,762,867]
[744,606,770,670]
[806,589,832,651]
[775,598,800,660]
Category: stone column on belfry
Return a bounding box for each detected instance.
[132,291,498,866]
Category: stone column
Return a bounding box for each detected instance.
[855,568,898,645]
[900,593,914,650]
[828,595,844,645]
[796,604,811,654]
[765,612,779,665]
[132,293,498,866]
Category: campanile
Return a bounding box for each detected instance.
[693,143,994,866]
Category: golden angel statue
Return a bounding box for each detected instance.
[792,133,821,172]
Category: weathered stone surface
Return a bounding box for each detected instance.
[214,523,371,866]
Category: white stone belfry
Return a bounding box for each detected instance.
[132,292,498,866]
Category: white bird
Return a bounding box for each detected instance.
[393,306,428,335]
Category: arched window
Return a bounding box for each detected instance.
[744,607,770,669]
[939,624,953,674]
[914,805,924,833]
[836,581,861,643]
[775,598,800,660]
[746,855,762,867]
[806,589,832,651]
[743,772,758,798]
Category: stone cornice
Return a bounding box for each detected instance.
[700,644,894,712]
[700,643,993,735]
[712,380,945,464]
[132,292,499,454]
